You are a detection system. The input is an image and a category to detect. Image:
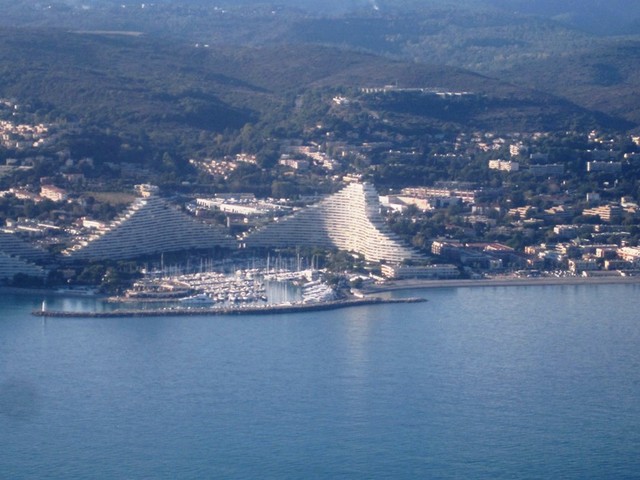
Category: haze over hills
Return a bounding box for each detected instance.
[486,0,640,35]
[6,0,638,35]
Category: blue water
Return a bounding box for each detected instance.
[1,284,640,479]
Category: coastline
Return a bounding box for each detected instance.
[9,275,640,318]
[5,274,640,300]
[361,275,640,293]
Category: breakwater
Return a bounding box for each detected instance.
[32,297,426,318]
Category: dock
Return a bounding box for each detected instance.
[32,297,427,318]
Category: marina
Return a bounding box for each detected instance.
[113,265,322,305]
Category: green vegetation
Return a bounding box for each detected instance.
[2,26,630,195]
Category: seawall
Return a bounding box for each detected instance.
[32,297,426,318]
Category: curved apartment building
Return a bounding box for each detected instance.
[0,252,47,281]
[0,231,50,262]
[0,232,50,281]
[243,182,421,263]
[64,195,235,261]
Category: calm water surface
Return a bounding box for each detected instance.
[1,284,639,479]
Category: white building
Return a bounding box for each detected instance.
[40,185,68,202]
[0,231,49,261]
[618,247,640,265]
[582,205,623,222]
[568,258,599,273]
[243,183,422,264]
[510,144,526,157]
[381,263,459,279]
[135,184,160,197]
[64,195,235,261]
[278,157,309,170]
[0,252,47,282]
[488,160,519,172]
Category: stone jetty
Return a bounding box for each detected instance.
[33,297,426,318]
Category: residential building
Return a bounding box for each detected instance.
[489,159,519,172]
[586,161,622,173]
[40,185,68,202]
[64,195,235,261]
[278,157,310,170]
[243,183,422,263]
[510,144,526,157]
[0,231,49,261]
[582,205,623,222]
[381,263,459,279]
[0,252,47,282]
[618,247,640,265]
[568,258,599,273]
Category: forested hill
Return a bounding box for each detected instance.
[491,39,640,128]
[0,28,621,132]
[0,27,634,173]
[2,0,640,127]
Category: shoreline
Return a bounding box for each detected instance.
[5,274,640,299]
[361,275,640,293]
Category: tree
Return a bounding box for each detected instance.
[77,264,107,285]
[10,273,44,288]
[271,180,297,199]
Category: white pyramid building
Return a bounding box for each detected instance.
[243,182,422,263]
[0,252,47,281]
[0,231,49,262]
[64,195,235,261]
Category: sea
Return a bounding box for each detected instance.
[1,283,639,479]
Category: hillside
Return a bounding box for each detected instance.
[281,8,598,65]
[2,0,640,128]
[485,0,640,35]
[0,28,633,175]
[492,39,640,128]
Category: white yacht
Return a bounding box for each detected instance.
[179,293,215,306]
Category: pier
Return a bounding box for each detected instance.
[32,297,426,318]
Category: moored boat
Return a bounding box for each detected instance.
[179,293,215,305]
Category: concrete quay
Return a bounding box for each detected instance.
[32,297,426,318]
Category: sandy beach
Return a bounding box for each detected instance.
[361,275,640,293]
